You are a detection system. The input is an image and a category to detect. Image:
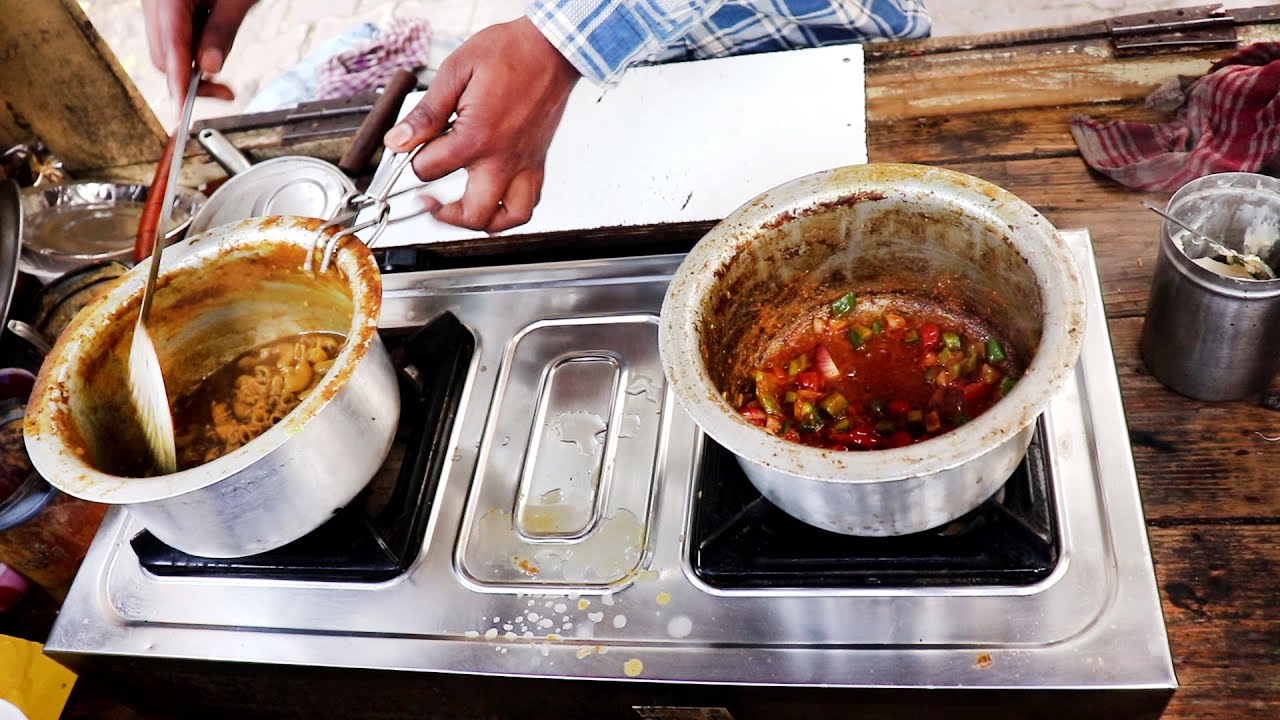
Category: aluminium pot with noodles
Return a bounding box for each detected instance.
[23,215,400,558]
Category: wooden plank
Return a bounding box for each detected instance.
[0,0,164,172]
[867,102,1170,165]
[868,45,1216,121]
[865,10,1280,62]
[1150,525,1280,719]
[865,25,1280,121]
[1104,316,1280,522]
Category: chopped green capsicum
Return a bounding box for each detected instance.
[985,337,1006,363]
[830,291,858,317]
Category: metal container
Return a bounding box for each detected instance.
[1,180,20,329]
[17,182,205,282]
[659,164,1086,536]
[24,215,399,557]
[1140,172,1280,401]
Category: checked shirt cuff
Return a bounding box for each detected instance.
[526,0,725,85]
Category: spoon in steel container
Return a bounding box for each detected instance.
[129,66,200,475]
[1142,200,1277,280]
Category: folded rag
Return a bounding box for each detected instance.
[314,18,432,100]
[1069,42,1280,192]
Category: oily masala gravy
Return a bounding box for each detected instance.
[734,291,1022,451]
[172,332,342,470]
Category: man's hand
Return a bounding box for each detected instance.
[383,17,581,233]
[142,0,257,103]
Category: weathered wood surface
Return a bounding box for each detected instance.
[865,15,1280,719]
[0,0,165,172]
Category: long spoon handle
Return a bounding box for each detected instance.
[139,66,201,320]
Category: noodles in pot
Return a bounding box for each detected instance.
[172,332,343,470]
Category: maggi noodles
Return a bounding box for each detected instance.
[172,332,343,470]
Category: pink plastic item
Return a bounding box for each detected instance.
[0,562,30,612]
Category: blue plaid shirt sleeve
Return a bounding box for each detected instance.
[526,0,931,85]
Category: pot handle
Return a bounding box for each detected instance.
[132,132,178,264]
[196,128,253,176]
[338,68,419,177]
[6,320,51,356]
[305,143,426,273]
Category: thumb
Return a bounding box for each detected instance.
[384,64,467,151]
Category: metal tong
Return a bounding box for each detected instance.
[305,143,426,273]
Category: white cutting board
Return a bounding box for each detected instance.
[368,43,867,246]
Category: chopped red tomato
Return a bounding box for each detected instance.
[734,298,1020,451]
[794,371,823,391]
[921,324,940,349]
[888,399,910,419]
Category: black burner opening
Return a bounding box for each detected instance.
[131,312,474,582]
[690,423,1060,589]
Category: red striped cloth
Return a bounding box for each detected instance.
[1069,42,1280,192]
[314,19,432,101]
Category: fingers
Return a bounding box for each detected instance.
[408,130,474,183]
[383,65,468,152]
[141,0,250,104]
[429,170,540,233]
[198,0,256,74]
[197,80,236,101]
[484,171,541,233]
[431,164,508,231]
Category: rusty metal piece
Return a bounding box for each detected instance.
[1107,4,1237,57]
[280,94,379,143]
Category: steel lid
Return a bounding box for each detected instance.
[187,157,355,235]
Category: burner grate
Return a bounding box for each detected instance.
[690,424,1059,589]
[131,312,474,582]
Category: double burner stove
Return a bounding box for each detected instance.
[130,314,1057,592]
[47,230,1174,701]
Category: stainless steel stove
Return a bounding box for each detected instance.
[46,229,1176,697]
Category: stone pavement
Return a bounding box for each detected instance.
[80,0,1261,128]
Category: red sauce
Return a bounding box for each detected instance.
[734,292,1022,451]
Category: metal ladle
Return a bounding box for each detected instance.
[128,67,200,475]
[1142,199,1277,280]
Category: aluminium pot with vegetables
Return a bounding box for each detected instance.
[658,164,1086,536]
[23,215,399,558]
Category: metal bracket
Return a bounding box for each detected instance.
[281,93,379,143]
[1107,4,1238,57]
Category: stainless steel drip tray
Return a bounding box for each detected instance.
[48,230,1175,691]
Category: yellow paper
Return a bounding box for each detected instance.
[0,635,76,720]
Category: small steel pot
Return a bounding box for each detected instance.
[24,215,399,557]
[1139,172,1280,401]
[659,164,1086,536]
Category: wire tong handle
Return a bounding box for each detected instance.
[306,142,425,273]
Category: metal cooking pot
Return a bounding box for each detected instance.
[23,215,399,557]
[659,164,1086,536]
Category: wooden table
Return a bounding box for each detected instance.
[5,7,1280,720]
[861,11,1280,719]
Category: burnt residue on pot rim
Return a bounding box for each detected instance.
[658,163,1087,484]
[23,215,383,503]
